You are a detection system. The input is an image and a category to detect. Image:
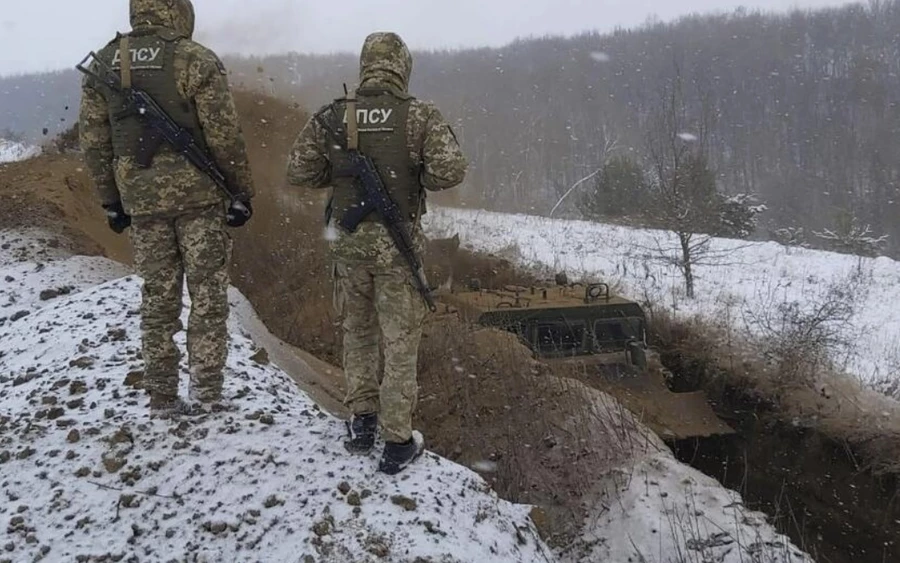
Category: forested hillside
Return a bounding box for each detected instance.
[3,1,899,253]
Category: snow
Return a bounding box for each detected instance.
[0,139,41,164]
[425,207,900,387]
[568,454,812,563]
[0,228,814,562]
[0,229,551,563]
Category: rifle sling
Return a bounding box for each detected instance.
[119,37,132,90]
[346,89,359,151]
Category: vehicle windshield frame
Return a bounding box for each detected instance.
[592,317,645,352]
[533,318,588,357]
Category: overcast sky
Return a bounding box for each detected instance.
[1,0,857,76]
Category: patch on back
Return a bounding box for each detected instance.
[343,107,398,134]
[111,42,165,71]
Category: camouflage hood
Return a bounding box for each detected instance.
[359,32,412,93]
[130,0,196,38]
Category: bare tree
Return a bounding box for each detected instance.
[814,211,889,271]
[643,65,720,299]
[742,273,867,390]
[549,127,620,218]
[773,226,809,252]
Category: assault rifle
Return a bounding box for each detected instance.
[315,110,437,313]
[75,51,247,215]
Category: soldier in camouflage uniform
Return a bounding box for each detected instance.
[287,32,467,474]
[79,0,255,417]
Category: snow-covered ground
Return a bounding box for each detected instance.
[0,230,550,563]
[425,207,900,387]
[0,139,41,164]
[567,453,811,563]
[0,228,813,562]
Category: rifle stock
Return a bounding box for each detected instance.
[76,51,243,209]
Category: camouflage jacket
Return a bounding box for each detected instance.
[79,0,254,217]
[286,32,467,265]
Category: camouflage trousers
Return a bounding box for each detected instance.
[130,204,232,402]
[334,261,427,443]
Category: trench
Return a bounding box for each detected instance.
[664,373,900,563]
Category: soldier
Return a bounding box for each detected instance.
[286,32,467,475]
[79,0,254,417]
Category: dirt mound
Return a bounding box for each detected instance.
[0,155,131,262]
[417,316,660,545]
[0,239,550,563]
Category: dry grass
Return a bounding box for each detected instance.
[649,309,900,476]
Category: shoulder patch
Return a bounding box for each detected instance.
[215,58,228,75]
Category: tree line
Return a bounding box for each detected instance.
[3,0,899,256]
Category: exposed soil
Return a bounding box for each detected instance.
[658,322,900,563]
[416,317,659,546]
[0,154,131,262]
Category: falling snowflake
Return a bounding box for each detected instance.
[472,460,499,473]
[677,132,698,142]
[323,224,339,242]
[589,51,611,62]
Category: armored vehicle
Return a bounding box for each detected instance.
[439,282,732,439]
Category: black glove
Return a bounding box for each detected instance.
[226,199,253,228]
[103,202,132,234]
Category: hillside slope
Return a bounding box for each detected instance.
[0,223,817,562]
[0,229,552,563]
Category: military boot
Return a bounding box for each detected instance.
[344,413,378,454]
[378,431,425,475]
[188,385,223,404]
[189,368,224,404]
[149,395,190,420]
